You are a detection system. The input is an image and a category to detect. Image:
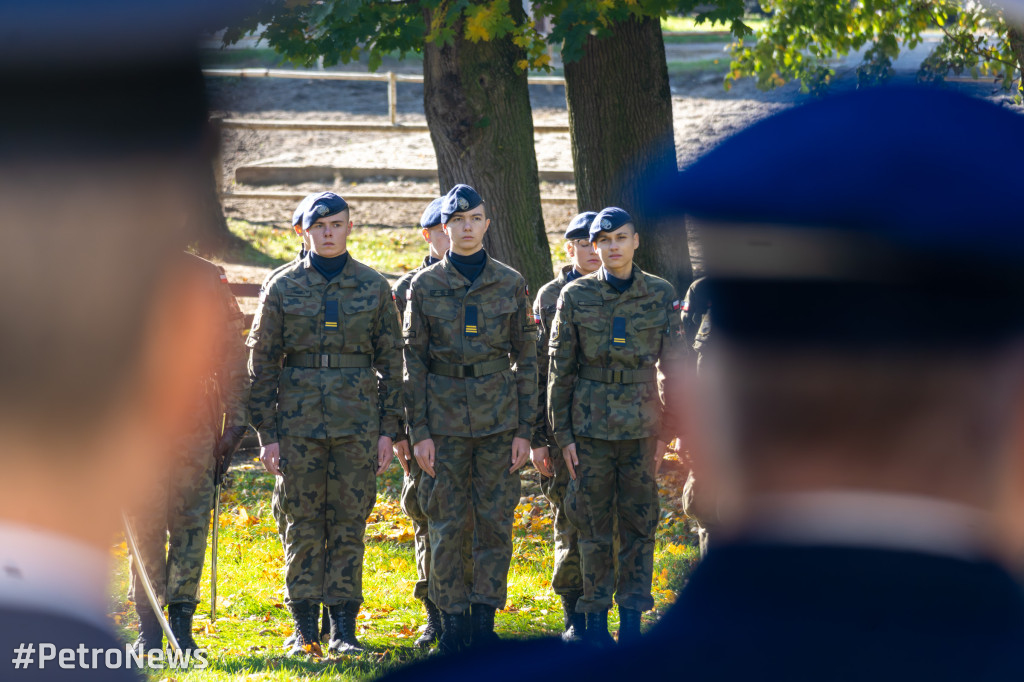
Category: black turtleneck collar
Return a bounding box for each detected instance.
[311,251,349,281]
[566,267,584,283]
[604,266,634,293]
[449,249,487,283]
[425,255,441,267]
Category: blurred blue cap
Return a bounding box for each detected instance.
[652,86,1024,346]
[564,212,597,240]
[441,185,483,223]
[420,197,444,229]
[302,192,350,230]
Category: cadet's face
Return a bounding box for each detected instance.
[593,225,639,272]
[566,238,602,274]
[422,225,450,258]
[306,211,352,258]
[444,206,489,256]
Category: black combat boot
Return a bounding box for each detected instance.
[319,604,330,642]
[167,602,199,652]
[327,602,366,654]
[470,603,501,647]
[415,598,442,649]
[287,600,323,657]
[133,602,163,652]
[617,606,643,645]
[583,610,616,649]
[435,610,467,656]
[559,592,586,643]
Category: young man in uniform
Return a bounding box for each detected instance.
[247,191,403,656]
[403,184,537,653]
[529,211,602,642]
[265,193,329,648]
[547,207,686,646]
[129,253,250,654]
[391,197,454,648]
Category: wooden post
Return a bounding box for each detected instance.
[388,71,397,125]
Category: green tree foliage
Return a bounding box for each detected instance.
[223,0,549,72]
[729,0,1024,97]
[536,0,749,63]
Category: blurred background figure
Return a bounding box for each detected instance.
[0,1,253,678]
[645,85,1024,680]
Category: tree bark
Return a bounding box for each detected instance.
[422,4,553,292]
[564,16,692,292]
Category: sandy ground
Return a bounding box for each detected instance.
[211,69,791,235]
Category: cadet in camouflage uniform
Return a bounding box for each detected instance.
[247,192,403,656]
[263,194,332,647]
[530,211,602,642]
[393,197,473,648]
[681,275,711,373]
[403,184,537,653]
[129,252,250,653]
[548,207,687,647]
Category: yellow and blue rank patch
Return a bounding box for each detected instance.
[324,299,339,331]
[611,316,627,347]
[465,305,479,336]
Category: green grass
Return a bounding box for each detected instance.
[661,15,767,34]
[666,58,732,77]
[202,48,288,69]
[110,458,698,680]
[662,33,734,44]
[225,220,426,276]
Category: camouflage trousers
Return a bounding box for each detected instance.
[400,454,474,600]
[418,430,521,614]
[278,434,377,606]
[565,436,659,613]
[128,418,218,607]
[539,455,583,596]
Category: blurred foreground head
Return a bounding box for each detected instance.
[664,87,1024,563]
[0,0,252,548]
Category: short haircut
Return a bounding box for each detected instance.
[706,344,1024,494]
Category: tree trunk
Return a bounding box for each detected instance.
[564,16,692,292]
[422,5,553,292]
[1008,25,1024,91]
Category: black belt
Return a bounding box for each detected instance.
[429,357,510,378]
[578,366,656,384]
[285,353,372,369]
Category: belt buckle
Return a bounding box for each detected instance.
[611,369,622,383]
[320,354,329,368]
[461,365,473,378]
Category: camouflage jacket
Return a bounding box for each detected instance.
[391,255,436,443]
[393,255,436,314]
[402,253,538,443]
[531,264,577,449]
[246,253,403,444]
[185,253,249,430]
[547,267,687,448]
[682,276,711,352]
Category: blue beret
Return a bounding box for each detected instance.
[654,86,1024,346]
[420,197,444,229]
[589,207,633,241]
[292,193,319,227]
[441,184,484,223]
[564,212,597,240]
[301,192,349,230]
